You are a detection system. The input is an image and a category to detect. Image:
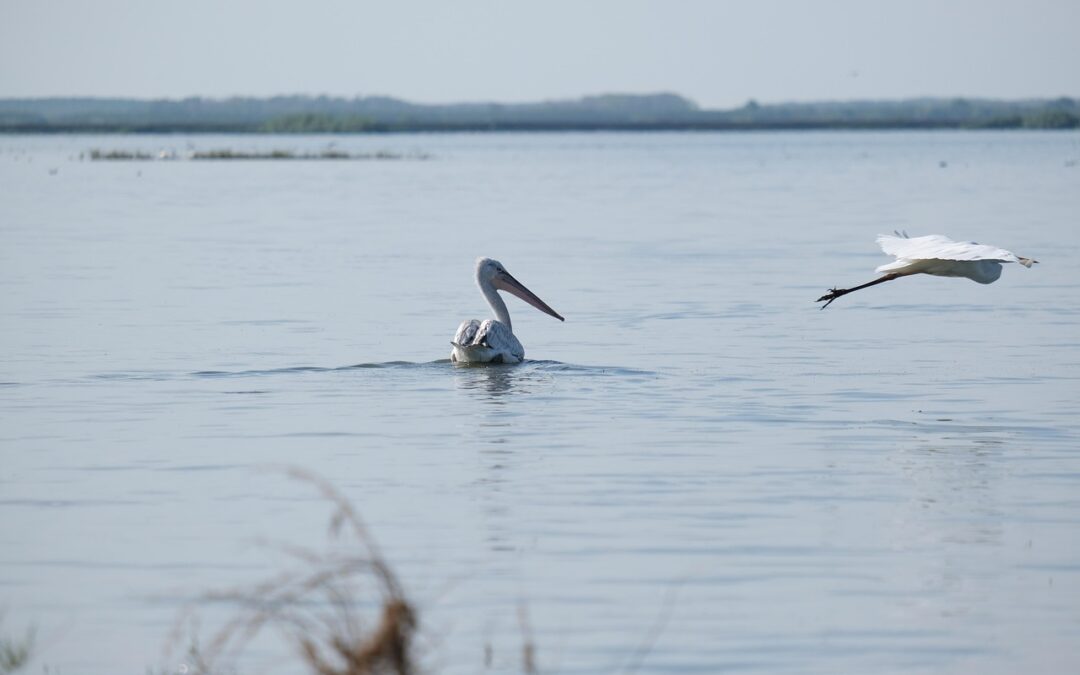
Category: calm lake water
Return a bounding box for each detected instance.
[2,131,1079,674]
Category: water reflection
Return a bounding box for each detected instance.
[883,421,1009,623]
[450,363,541,553]
[451,363,525,401]
[891,427,1005,546]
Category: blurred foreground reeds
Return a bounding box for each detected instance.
[166,468,677,675]
[0,615,33,675]
[171,468,417,675]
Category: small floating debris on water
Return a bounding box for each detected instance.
[86,147,432,161]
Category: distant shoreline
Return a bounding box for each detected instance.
[5,125,1079,135]
[2,93,1077,133]
[6,121,1080,134]
[6,126,1080,134]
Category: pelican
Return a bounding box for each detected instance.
[817,231,1038,308]
[450,258,564,364]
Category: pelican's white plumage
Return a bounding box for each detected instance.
[450,258,564,364]
[452,319,522,364]
[817,232,1037,308]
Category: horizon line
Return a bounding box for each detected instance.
[2,92,1078,110]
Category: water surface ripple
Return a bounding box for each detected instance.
[2,131,1079,674]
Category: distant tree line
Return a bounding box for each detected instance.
[0,94,1076,132]
[259,113,378,133]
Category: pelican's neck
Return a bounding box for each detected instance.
[479,276,512,330]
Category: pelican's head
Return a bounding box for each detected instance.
[476,257,564,321]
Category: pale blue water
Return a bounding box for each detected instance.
[2,131,1079,674]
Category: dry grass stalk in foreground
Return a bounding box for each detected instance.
[0,615,34,675]
[172,468,416,675]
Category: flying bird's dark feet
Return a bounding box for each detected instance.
[816,287,847,309]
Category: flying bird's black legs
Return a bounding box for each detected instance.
[816,273,902,309]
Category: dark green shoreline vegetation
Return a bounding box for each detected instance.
[1,94,1077,133]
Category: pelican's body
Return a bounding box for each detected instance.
[817,232,1037,308]
[452,319,524,364]
[451,258,564,364]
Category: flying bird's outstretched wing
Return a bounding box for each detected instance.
[877,233,1021,263]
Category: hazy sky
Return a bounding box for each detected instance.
[2,0,1077,108]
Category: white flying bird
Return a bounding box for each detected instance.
[817,232,1037,309]
[450,258,564,364]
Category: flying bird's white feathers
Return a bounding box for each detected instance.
[875,233,1025,274]
[817,232,1036,308]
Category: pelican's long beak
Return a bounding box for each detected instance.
[493,271,565,321]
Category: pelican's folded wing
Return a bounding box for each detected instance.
[453,319,514,349]
[472,320,513,348]
[876,234,1020,263]
[452,319,482,347]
